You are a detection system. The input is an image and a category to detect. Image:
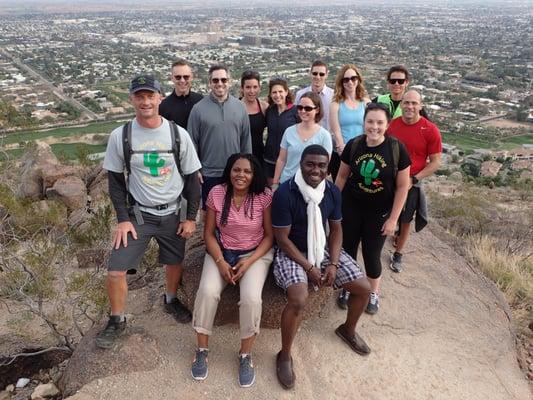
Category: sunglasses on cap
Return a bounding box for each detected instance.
[342,76,359,84]
[211,77,228,84]
[174,75,190,81]
[311,71,326,77]
[297,105,317,112]
[388,78,406,85]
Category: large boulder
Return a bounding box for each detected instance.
[17,142,59,200]
[179,234,333,329]
[46,176,87,211]
[87,166,108,206]
[41,165,85,190]
[58,326,160,397]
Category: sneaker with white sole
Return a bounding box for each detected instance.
[365,292,379,315]
[389,251,403,273]
[336,290,349,310]
[191,349,208,380]
[238,354,255,388]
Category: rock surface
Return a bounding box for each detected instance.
[61,229,531,400]
[30,383,59,399]
[46,176,87,210]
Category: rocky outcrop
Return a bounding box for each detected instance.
[17,142,59,200]
[58,326,160,397]
[46,176,87,211]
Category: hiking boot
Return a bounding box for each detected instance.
[95,316,126,349]
[365,292,379,315]
[164,296,192,323]
[389,252,403,273]
[238,354,255,388]
[336,290,349,310]
[191,349,209,380]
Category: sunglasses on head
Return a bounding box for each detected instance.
[174,75,190,81]
[297,105,317,112]
[311,71,326,77]
[211,77,228,84]
[388,78,406,85]
[342,76,359,84]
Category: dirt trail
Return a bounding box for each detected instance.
[66,229,531,400]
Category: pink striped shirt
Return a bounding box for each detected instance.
[207,184,272,251]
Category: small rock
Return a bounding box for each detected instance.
[5,385,14,393]
[527,371,533,380]
[15,378,30,388]
[30,383,60,399]
[0,390,11,400]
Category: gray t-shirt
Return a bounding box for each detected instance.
[103,118,201,216]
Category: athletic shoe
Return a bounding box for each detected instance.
[389,252,403,273]
[238,354,255,388]
[164,296,192,323]
[95,316,126,349]
[191,349,209,380]
[365,292,379,315]
[336,290,349,310]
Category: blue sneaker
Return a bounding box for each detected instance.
[191,349,208,380]
[238,354,255,388]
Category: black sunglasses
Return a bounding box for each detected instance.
[297,105,317,112]
[211,77,228,84]
[342,76,359,84]
[311,71,326,77]
[388,78,406,85]
[174,75,190,81]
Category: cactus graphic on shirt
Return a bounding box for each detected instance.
[360,159,380,186]
[144,153,165,176]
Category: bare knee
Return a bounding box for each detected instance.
[345,278,371,297]
[107,271,127,284]
[286,287,308,314]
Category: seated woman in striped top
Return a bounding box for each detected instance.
[191,153,274,388]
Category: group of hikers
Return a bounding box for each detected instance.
[96,59,442,389]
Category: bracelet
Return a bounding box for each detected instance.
[329,262,339,268]
[305,264,313,273]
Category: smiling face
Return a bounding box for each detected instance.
[297,96,319,123]
[130,89,162,121]
[300,153,329,188]
[242,78,260,103]
[401,90,422,124]
[270,84,288,106]
[230,157,254,192]
[387,71,408,100]
[364,109,389,144]
[171,64,193,96]
[310,65,328,91]
[342,68,359,95]
[209,68,230,101]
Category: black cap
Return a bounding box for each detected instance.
[129,75,161,94]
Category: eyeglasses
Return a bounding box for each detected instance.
[311,71,326,77]
[173,75,190,81]
[297,105,317,112]
[342,76,359,84]
[211,77,228,84]
[388,78,406,85]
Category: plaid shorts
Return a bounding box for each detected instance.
[273,247,365,291]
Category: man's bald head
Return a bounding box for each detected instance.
[400,90,422,124]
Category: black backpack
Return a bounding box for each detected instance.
[349,134,400,178]
[121,120,183,178]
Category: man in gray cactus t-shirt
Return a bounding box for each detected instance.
[96,74,201,349]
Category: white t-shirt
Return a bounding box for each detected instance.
[103,118,201,215]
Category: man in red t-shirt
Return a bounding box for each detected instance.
[387,90,442,272]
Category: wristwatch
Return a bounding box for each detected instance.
[411,176,419,185]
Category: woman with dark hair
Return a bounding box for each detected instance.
[191,153,274,388]
[241,70,268,163]
[329,64,370,180]
[335,103,410,313]
[263,77,299,185]
[273,91,332,185]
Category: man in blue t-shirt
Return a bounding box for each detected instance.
[271,145,371,390]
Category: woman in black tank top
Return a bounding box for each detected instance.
[241,70,267,163]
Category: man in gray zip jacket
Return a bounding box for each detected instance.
[187,64,252,208]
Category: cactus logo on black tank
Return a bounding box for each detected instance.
[355,152,387,194]
[138,140,172,187]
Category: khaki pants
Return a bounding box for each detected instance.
[192,248,274,339]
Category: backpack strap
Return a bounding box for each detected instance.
[122,121,133,176]
[349,135,365,167]
[169,121,183,178]
[388,136,400,178]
